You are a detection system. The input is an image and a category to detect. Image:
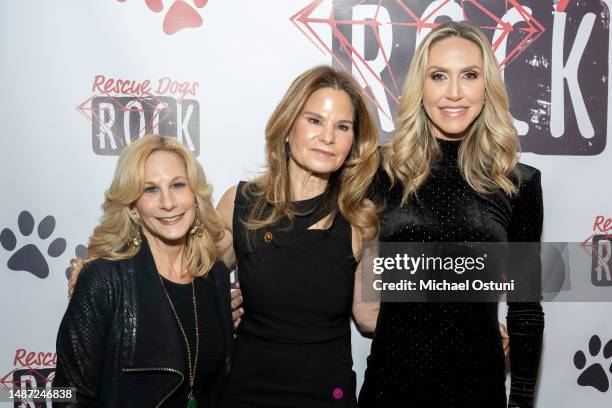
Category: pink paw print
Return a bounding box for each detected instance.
[118,0,208,35]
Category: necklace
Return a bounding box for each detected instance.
[159,274,199,408]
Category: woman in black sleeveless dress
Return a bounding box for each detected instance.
[359,22,544,408]
[217,66,380,407]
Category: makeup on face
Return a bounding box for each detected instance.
[287,87,355,178]
[135,150,197,245]
[422,37,486,140]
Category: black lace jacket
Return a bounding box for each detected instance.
[52,240,233,407]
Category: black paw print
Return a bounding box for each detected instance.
[65,244,88,280]
[0,211,67,279]
[573,334,612,392]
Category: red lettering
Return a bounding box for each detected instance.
[594,216,604,231]
[141,80,152,96]
[178,83,190,99]
[593,216,612,233]
[156,77,197,98]
[157,77,171,94]
[92,75,106,93]
[40,352,54,366]
[13,348,26,366]
[190,82,199,96]
[12,349,57,367]
[25,352,35,366]
[104,78,116,94]
[117,79,127,94]
[91,75,176,96]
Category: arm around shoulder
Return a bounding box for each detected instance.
[216,185,238,269]
[351,220,380,337]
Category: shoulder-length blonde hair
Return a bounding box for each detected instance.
[383,21,519,204]
[78,135,224,276]
[243,65,379,240]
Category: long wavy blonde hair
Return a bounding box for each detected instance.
[243,65,379,240]
[383,21,519,204]
[76,135,224,277]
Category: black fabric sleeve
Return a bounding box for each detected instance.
[53,262,112,407]
[506,168,545,408]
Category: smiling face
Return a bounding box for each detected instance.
[287,87,355,178]
[422,36,486,140]
[134,150,196,245]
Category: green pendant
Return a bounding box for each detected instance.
[187,397,198,408]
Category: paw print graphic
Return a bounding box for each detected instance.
[118,0,208,35]
[573,334,612,392]
[0,211,67,279]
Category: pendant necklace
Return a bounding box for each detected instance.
[159,273,199,408]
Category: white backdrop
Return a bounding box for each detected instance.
[1,1,611,407]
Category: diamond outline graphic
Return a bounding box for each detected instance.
[76,92,177,151]
[291,0,545,121]
[580,232,612,284]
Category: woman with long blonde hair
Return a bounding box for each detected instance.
[54,135,234,407]
[359,22,544,407]
[217,65,380,407]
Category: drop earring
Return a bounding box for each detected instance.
[127,210,142,247]
[190,208,202,236]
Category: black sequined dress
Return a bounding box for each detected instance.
[358,139,545,408]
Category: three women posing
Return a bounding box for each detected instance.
[56,21,543,408]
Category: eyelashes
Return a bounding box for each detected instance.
[143,182,187,193]
[430,71,480,81]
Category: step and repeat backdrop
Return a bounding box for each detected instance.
[1,1,611,407]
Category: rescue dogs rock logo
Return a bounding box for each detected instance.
[580,215,612,286]
[0,349,57,405]
[117,0,209,35]
[76,74,201,156]
[292,0,609,154]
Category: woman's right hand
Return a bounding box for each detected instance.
[231,283,244,329]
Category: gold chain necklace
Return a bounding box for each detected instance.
[159,274,199,408]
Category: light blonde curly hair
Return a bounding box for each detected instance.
[74,134,223,277]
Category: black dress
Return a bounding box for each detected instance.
[220,182,358,407]
[358,139,545,408]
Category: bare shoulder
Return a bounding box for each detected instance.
[217,185,239,231]
[216,185,239,268]
[218,185,238,209]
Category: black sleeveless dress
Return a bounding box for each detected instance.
[358,139,545,408]
[220,182,358,407]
